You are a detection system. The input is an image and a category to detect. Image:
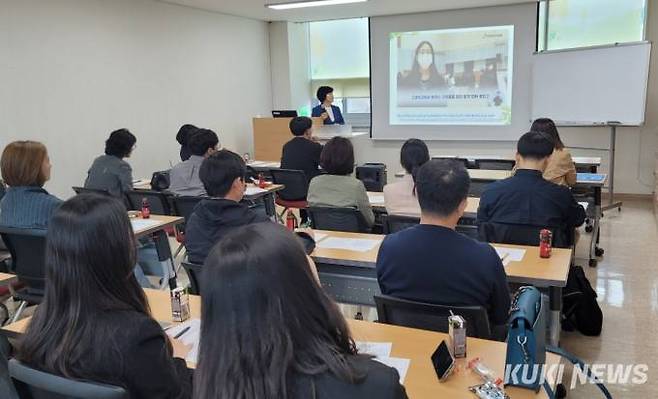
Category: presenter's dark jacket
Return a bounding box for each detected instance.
[290,356,407,398]
[281,137,323,186]
[376,224,510,326]
[312,104,345,125]
[477,169,586,230]
[185,198,315,264]
[30,310,192,399]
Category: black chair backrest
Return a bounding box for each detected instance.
[474,159,516,170]
[72,186,111,196]
[9,359,128,399]
[374,294,491,339]
[0,227,47,295]
[478,221,572,248]
[270,169,309,201]
[355,164,387,192]
[125,190,173,215]
[181,262,203,295]
[456,224,479,240]
[172,196,204,221]
[308,207,369,233]
[432,157,469,168]
[468,178,492,197]
[383,214,419,234]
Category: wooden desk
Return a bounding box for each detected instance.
[1,289,558,398]
[0,273,16,285]
[311,229,571,346]
[468,169,512,180]
[133,179,152,190]
[244,184,284,218]
[253,117,324,161]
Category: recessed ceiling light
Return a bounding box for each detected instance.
[266,0,368,11]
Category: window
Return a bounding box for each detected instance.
[538,0,647,51]
[309,18,371,128]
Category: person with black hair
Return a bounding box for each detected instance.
[307,137,374,228]
[176,124,198,162]
[169,128,219,196]
[194,222,407,399]
[478,131,586,238]
[311,86,345,125]
[398,41,446,90]
[383,138,429,217]
[84,128,136,197]
[17,194,192,398]
[531,118,577,186]
[184,150,315,265]
[281,116,323,185]
[376,160,510,335]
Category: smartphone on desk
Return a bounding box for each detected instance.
[431,340,455,382]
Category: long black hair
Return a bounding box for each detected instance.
[194,222,367,399]
[531,118,565,150]
[408,41,442,84]
[18,194,150,378]
[400,139,430,197]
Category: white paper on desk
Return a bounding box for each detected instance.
[316,237,381,252]
[130,219,162,232]
[313,233,328,242]
[165,318,201,364]
[374,356,410,384]
[245,187,267,196]
[367,193,385,205]
[493,247,526,266]
[355,341,392,358]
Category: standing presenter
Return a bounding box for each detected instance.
[311,86,345,125]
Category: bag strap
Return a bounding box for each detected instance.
[545,345,613,399]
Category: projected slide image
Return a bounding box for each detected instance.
[390,25,514,125]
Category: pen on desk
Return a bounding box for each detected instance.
[174,326,191,339]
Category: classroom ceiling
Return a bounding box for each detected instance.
[158,0,538,22]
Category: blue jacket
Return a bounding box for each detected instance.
[0,186,62,229]
[312,104,345,125]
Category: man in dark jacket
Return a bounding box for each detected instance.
[185,149,313,265]
[281,116,322,185]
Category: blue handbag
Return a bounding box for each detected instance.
[505,286,546,392]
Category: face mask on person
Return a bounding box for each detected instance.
[417,53,433,69]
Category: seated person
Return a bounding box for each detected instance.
[17,194,191,398]
[176,124,198,162]
[168,128,219,196]
[84,128,136,197]
[307,137,374,228]
[195,222,407,399]
[383,138,429,217]
[281,116,322,185]
[0,141,62,229]
[531,118,577,187]
[376,159,510,333]
[311,86,345,125]
[478,131,586,245]
[185,150,313,264]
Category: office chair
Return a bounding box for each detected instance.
[125,190,173,215]
[269,169,309,223]
[432,157,470,168]
[382,214,419,234]
[478,222,572,248]
[0,227,47,323]
[9,359,128,399]
[181,261,203,295]
[308,206,370,233]
[468,178,492,197]
[374,294,492,339]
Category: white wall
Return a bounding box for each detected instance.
[0,0,272,198]
[269,21,311,112]
[272,3,658,195]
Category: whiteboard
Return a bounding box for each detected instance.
[531,42,651,126]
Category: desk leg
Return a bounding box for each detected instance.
[588,186,603,267]
[153,231,177,290]
[549,286,562,347]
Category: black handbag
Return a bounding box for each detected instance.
[150,170,170,191]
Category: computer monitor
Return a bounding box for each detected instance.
[272,110,298,118]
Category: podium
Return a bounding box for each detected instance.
[252,117,324,161]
